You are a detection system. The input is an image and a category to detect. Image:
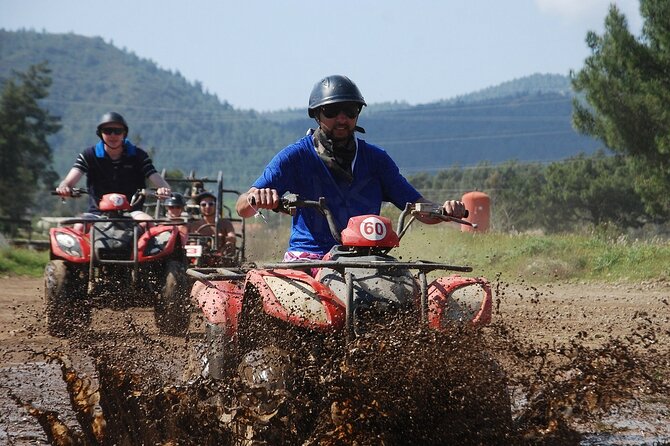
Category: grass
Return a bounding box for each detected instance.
[4,220,670,283]
[395,225,670,284]
[244,216,670,284]
[0,246,50,277]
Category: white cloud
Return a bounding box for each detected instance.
[535,0,641,27]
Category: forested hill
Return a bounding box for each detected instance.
[0,29,294,191]
[265,91,599,174]
[1,29,601,191]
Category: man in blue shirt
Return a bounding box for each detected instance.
[236,75,465,260]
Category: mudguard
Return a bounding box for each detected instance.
[191,279,244,337]
[137,226,183,261]
[246,269,345,331]
[427,275,492,327]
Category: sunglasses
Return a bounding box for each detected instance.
[100,127,125,135]
[320,103,360,119]
[200,201,215,207]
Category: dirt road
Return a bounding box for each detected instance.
[3,276,667,354]
[1,276,668,444]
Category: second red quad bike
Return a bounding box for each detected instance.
[45,189,191,337]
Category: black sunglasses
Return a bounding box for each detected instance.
[320,103,360,119]
[100,127,125,135]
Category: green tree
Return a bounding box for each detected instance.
[571,1,670,217]
[485,161,546,232]
[539,152,647,232]
[0,62,61,221]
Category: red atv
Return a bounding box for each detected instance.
[187,194,511,443]
[45,188,191,337]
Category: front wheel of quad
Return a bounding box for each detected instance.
[45,260,90,338]
[155,260,190,336]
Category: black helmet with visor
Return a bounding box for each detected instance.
[308,75,366,118]
[164,193,186,207]
[96,112,129,137]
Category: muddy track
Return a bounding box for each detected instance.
[1,276,669,445]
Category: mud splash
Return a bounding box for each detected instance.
[2,280,670,445]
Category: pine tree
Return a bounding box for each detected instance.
[0,62,61,222]
[572,0,670,217]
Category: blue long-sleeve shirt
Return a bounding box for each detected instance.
[252,134,421,255]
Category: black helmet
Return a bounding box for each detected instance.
[164,193,186,207]
[308,75,366,118]
[96,112,128,137]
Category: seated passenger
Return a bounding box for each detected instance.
[164,193,187,221]
[187,191,236,257]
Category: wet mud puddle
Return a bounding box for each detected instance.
[1,283,669,446]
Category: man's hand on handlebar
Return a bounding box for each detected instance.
[412,198,468,225]
[442,200,467,219]
[236,187,281,219]
[54,186,88,198]
[155,187,172,199]
[248,187,280,210]
[55,184,73,197]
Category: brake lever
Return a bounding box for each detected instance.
[412,203,475,228]
[247,196,269,223]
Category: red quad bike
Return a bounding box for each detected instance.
[188,194,512,443]
[45,188,192,338]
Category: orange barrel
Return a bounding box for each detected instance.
[461,191,490,232]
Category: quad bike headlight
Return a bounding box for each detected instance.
[55,233,82,257]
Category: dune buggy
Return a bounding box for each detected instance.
[154,171,246,268]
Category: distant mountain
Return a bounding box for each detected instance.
[0,30,602,192]
[441,73,573,104]
[265,89,601,173]
[0,29,295,191]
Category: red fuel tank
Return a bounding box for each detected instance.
[461,191,490,232]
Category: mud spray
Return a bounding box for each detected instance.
[1,280,669,445]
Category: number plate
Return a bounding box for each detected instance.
[186,244,203,257]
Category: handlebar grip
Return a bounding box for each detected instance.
[51,187,87,197]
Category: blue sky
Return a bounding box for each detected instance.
[1,0,642,112]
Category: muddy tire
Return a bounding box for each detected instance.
[182,324,234,381]
[45,260,90,338]
[155,260,190,336]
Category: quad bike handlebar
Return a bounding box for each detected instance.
[52,187,167,208]
[51,187,88,198]
[271,193,475,243]
[397,202,475,241]
[274,194,342,244]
